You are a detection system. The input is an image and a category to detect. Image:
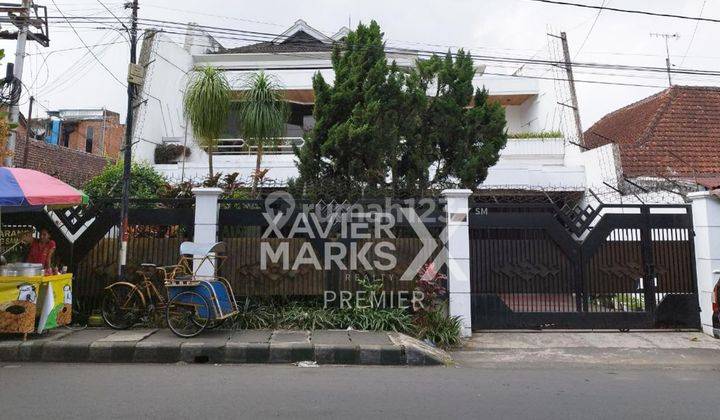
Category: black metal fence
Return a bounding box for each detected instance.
[469,202,699,330]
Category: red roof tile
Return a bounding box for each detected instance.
[584,85,720,182]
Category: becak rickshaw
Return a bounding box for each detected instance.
[165,242,238,337]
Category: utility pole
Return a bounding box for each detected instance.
[21,95,33,166]
[559,32,584,146]
[5,0,31,167]
[650,33,680,87]
[118,0,139,277]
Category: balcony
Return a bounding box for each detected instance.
[214,137,304,155]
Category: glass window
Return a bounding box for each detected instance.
[85,126,94,153]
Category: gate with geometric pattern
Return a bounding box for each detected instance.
[469,202,700,330]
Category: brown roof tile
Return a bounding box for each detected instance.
[584,85,720,181]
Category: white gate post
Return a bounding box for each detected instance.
[442,189,473,337]
[688,191,720,337]
[192,187,223,277]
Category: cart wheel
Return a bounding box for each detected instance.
[102,283,145,330]
[166,291,210,338]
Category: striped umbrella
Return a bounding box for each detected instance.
[0,167,88,207]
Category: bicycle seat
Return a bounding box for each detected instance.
[140,263,157,268]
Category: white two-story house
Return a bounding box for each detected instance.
[132,20,588,197]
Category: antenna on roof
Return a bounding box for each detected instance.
[650,32,680,86]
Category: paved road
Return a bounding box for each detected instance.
[1,362,718,419]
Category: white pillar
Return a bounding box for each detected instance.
[441,189,473,337]
[688,191,720,337]
[192,187,223,277]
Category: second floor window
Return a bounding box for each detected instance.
[85,127,94,153]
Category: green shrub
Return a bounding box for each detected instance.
[507,130,563,139]
[414,303,463,349]
[226,298,415,333]
[83,161,167,202]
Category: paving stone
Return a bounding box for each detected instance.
[55,328,114,342]
[88,341,136,363]
[231,329,273,343]
[380,346,404,365]
[313,344,336,364]
[271,330,310,343]
[224,342,247,363]
[268,343,293,363]
[133,330,183,363]
[291,343,314,362]
[0,340,20,361]
[333,344,359,364]
[311,330,351,345]
[96,329,157,342]
[349,331,392,346]
[358,345,382,365]
[38,328,111,362]
[245,343,270,363]
[4,329,70,362]
[133,341,181,363]
[42,340,91,362]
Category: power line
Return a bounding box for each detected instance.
[524,0,720,24]
[49,0,127,88]
[679,0,706,67]
[95,0,128,31]
[573,0,605,60]
[44,15,720,77]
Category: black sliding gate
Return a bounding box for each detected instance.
[470,203,700,330]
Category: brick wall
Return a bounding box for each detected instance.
[65,113,124,159]
[15,133,113,188]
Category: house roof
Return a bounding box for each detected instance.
[584,85,720,182]
[217,20,342,54]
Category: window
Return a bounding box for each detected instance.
[85,127,94,153]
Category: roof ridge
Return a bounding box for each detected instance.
[586,87,670,131]
[633,86,678,149]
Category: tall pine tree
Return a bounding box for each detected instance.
[294,22,507,200]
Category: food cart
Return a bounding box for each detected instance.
[0,168,87,338]
[0,272,73,338]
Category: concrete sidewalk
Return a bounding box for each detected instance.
[0,328,451,366]
[454,331,720,367]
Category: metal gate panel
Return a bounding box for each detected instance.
[469,203,700,330]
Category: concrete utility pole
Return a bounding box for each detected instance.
[650,33,679,87]
[21,94,32,166]
[118,0,139,277]
[559,32,584,146]
[5,0,31,167]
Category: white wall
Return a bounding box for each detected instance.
[689,192,720,337]
[136,36,577,188]
[133,33,194,165]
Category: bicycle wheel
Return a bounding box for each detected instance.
[166,291,210,338]
[102,283,145,330]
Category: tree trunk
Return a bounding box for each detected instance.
[251,142,263,197]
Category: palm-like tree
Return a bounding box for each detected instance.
[183,66,231,178]
[238,72,288,196]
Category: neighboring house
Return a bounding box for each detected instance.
[14,112,113,188]
[133,20,587,196]
[584,85,720,202]
[43,108,125,158]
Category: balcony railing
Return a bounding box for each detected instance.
[213,137,304,155]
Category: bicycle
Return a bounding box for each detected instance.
[102,262,230,331]
[101,263,179,330]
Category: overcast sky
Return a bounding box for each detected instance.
[5,0,719,128]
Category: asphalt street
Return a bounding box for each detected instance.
[1,362,718,419]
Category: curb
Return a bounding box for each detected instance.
[0,330,452,366]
